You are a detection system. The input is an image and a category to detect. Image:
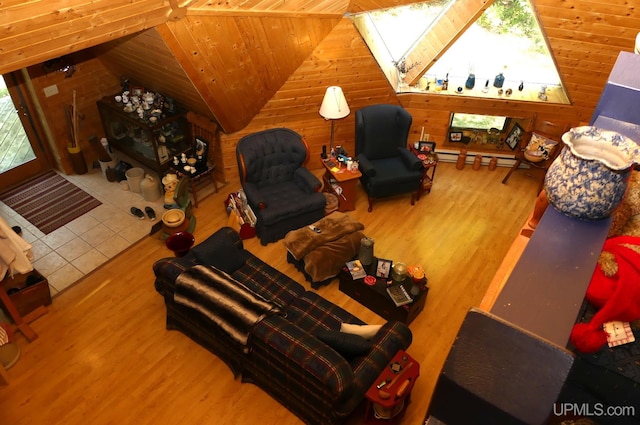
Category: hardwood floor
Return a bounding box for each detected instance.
[0,161,539,425]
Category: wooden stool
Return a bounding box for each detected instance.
[189,166,218,207]
[364,350,419,424]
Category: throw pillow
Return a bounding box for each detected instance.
[316,330,372,358]
[340,323,383,340]
[525,133,558,161]
[191,239,247,274]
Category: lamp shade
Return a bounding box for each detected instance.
[319,86,350,120]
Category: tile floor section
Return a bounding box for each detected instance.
[0,165,167,297]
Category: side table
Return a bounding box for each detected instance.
[364,349,420,424]
[409,146,438,200]
[338,260,428,325]
[321,160,361,211]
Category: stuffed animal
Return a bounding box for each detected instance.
[570,170,640,353]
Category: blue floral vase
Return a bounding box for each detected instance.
[544,126,640,220]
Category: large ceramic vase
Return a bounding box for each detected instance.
[544,126,640,220]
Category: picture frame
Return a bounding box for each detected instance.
[131,86,144,97]
[418,141,436,153]
[505,123,524,151]
[449,131,463,142]
[194,136,210,170]
[194,136,209,160]
[376,259,393,279]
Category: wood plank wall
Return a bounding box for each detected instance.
[2,0,638,182]
[25,52,122,174]
[215,18,400,178]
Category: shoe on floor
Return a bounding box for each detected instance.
[130,207,145,219]
[145,207,156,220]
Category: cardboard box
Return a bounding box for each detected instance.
[1,269,51,317]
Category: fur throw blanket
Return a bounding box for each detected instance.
[284,212,365,261]
[175,265,281,350]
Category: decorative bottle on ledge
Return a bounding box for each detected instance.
[465,74,476,89]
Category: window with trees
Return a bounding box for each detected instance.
[351,0,569,104]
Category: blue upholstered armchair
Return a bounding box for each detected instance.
[355,104,423,212]
[236,128,326,245]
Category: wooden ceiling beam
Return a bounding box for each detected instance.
[404,0,495,87]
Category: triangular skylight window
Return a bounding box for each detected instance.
[351,0,569,104]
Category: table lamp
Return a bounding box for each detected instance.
[319,86,350,153]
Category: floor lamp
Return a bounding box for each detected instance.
[319,86,350,154]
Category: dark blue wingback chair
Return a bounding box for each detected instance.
[236,128,326,245]
[355,104,423,212]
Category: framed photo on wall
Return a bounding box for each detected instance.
[505,123,524,150]
[449,131,463,142]
[418,141,436,153]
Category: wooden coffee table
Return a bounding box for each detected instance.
[338,260,428,325]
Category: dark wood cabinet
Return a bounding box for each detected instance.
[97,95,192,173]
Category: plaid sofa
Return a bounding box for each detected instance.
[153,227,412,425]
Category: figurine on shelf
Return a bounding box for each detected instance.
[162,173,179,208]
[164,96,176,114]
[120,76,130,93]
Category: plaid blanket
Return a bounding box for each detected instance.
[175,265,281,349]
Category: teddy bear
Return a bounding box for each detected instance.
[569,169,640,353]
